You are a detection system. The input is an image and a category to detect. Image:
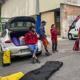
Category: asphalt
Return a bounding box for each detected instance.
[0,38,80,80]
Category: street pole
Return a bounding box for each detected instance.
[27,0,29,16]
[36,0,39,15]
[36,0,41,34]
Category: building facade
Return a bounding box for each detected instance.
[1,0,36,17]
[1,0,80,37]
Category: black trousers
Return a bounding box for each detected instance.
[52,42,57,51]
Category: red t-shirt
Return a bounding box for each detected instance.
[24,31,38,45]
[50,28,58,42]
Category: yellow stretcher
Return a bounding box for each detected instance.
[0,72,24,80]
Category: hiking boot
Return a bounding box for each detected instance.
[36,59,40,63]
[45,52,51,56]
[32,58,35,64]
[55,50,58,52]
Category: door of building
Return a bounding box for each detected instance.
[54,8,60,35]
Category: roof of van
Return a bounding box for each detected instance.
[8,16,35,24]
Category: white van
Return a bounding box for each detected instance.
[68,16,80,40]
[0,16,42,57]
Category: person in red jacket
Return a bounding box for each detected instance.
[73,27,80,51]
[24,26,40,63]
[73,38,79,51]
[78,27,80,39]
[50,24,58,53]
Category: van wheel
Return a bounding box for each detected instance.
[68,34,73,40]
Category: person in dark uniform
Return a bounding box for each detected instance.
[39,21,51,56]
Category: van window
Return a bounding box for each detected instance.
[10,22,33,30]
[11,23,15,28]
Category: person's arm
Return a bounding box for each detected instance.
[39,27,44,35]
[24,33,29,44]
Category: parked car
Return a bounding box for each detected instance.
[68,16,80,40]
[0,16,42,57]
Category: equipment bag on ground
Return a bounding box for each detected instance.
[2,49,11,65]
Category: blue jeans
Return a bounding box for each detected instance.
[28,44,37,54]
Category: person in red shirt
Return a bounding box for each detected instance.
[50,24,58,53]
[24,26,40,63]
[78,27,80,39]
[73,38,79,51]
[73,27,80,51]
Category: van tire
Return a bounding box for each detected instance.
[68,34,73,40]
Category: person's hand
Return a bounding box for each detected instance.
[37,34,40,38]
[19,36,24,39]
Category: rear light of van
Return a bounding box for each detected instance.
[5,40,11,43]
